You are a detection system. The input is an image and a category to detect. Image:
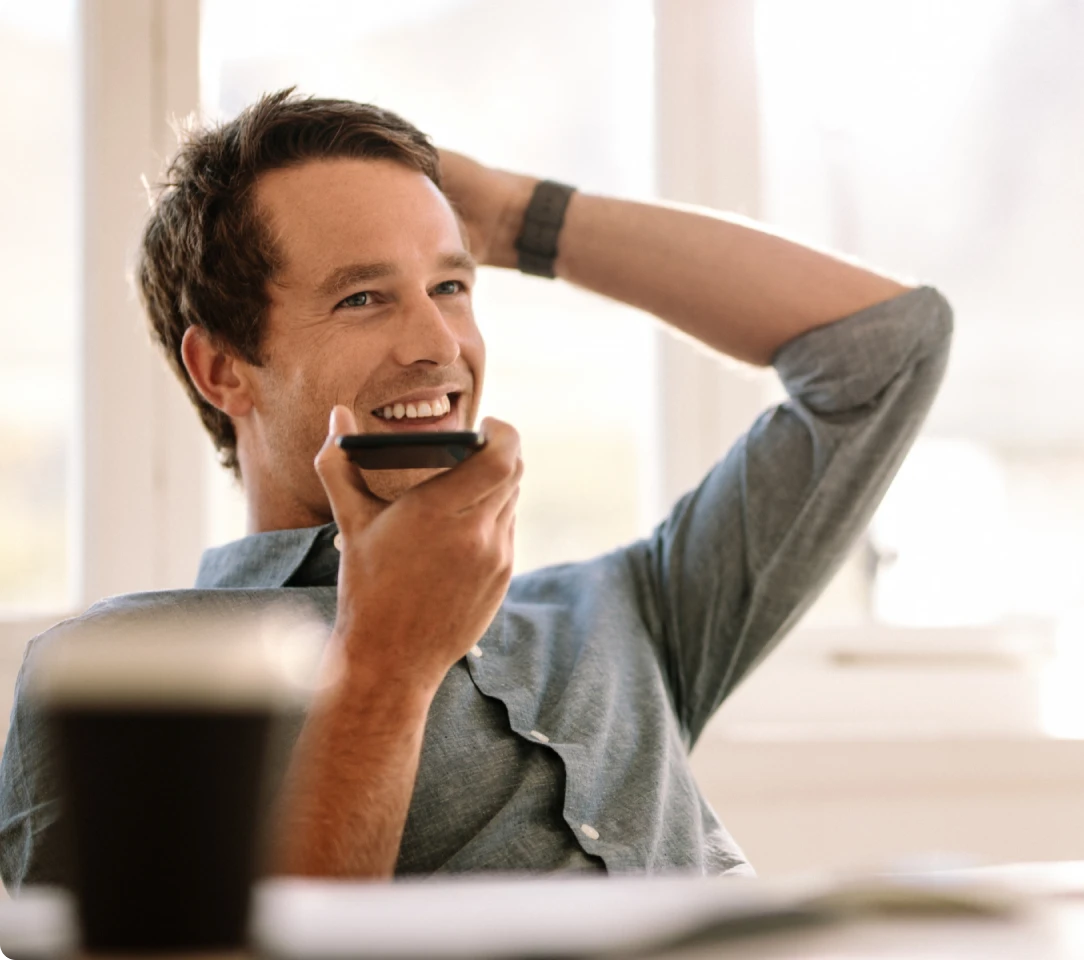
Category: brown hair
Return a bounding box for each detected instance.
[137,88,442,477]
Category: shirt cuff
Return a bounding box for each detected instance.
[772,285,954,415]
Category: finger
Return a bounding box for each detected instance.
[437,146,467,169]
[436,147,479,189]
[314,405,381,531]
[420,417,522,512]
[494,485,519,573]
[470,452,523,520]
[494,481,520,532]
[450,430,522,517]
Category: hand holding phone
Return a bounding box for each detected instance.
[314,407,521,692]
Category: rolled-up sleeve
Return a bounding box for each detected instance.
[628,286,953,745]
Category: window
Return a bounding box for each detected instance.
[199,0,658,573]
[0,0,77,613]
[708,0,1084,736]
[756,0,1084,635]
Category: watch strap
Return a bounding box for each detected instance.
[514,180,576,278]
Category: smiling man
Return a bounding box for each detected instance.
[0,90,951,885]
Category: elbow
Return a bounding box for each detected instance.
[917,285,954,358]
[774,285,955,417]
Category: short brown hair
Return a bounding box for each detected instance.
[137,88,441,477]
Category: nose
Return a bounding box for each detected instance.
[391,290,461,368]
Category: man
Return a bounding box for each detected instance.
[0,90,951,885]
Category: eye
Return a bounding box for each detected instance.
[337,290,371,309]
[432,280,466,296]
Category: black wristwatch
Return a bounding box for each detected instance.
[514,180,577,278]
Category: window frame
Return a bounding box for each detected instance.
[76,0,205,609]
[0,0,203,641]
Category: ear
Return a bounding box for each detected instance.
[180,326,255,419]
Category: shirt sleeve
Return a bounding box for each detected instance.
[0,636,70,892]
[625,286,953,746]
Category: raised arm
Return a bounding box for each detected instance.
[439,151,911,363]
[440,151,951,745]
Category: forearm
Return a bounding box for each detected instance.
[494,179,912,366]
[273,642,433,879]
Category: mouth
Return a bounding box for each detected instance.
[369,391,463,431]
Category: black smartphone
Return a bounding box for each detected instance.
[336,431,486,470]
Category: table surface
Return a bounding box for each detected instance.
[664,904,1084,959]
[664,863,1084,959]
[4,862,1084,959]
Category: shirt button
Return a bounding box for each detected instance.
[332,533,343,551]
[469,644,483,658]
[529,730,550,744]
[580,824,600,841]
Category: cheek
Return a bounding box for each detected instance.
[270,326,379,403]
[251,366,326,464]
[253,344,347,452]
[257,357,323,421]
[456,306,486,386]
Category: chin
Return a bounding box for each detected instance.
[361,466,449,502]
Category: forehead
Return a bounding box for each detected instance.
[254,158,462,280]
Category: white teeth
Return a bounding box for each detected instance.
[376,394,453,420]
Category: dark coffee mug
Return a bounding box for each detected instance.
[27,610,319,955]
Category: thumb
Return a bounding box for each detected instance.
[314,405,378,532]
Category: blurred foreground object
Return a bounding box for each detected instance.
[22,607,322,956]
[6,862,1084,958]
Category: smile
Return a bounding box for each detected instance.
[372,392,457,422]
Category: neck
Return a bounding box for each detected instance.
[246,496,331,536]
[239,447,332,535]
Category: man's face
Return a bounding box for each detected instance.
[244,157,484,520]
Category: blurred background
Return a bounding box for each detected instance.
[2,0,1084,877]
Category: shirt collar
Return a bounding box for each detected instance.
[194,523,334,588]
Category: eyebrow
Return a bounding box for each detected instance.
[315,251,478,299]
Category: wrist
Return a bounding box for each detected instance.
[488,173,539,269]
[323,627,440,717]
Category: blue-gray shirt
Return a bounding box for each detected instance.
[0,288,952,889]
